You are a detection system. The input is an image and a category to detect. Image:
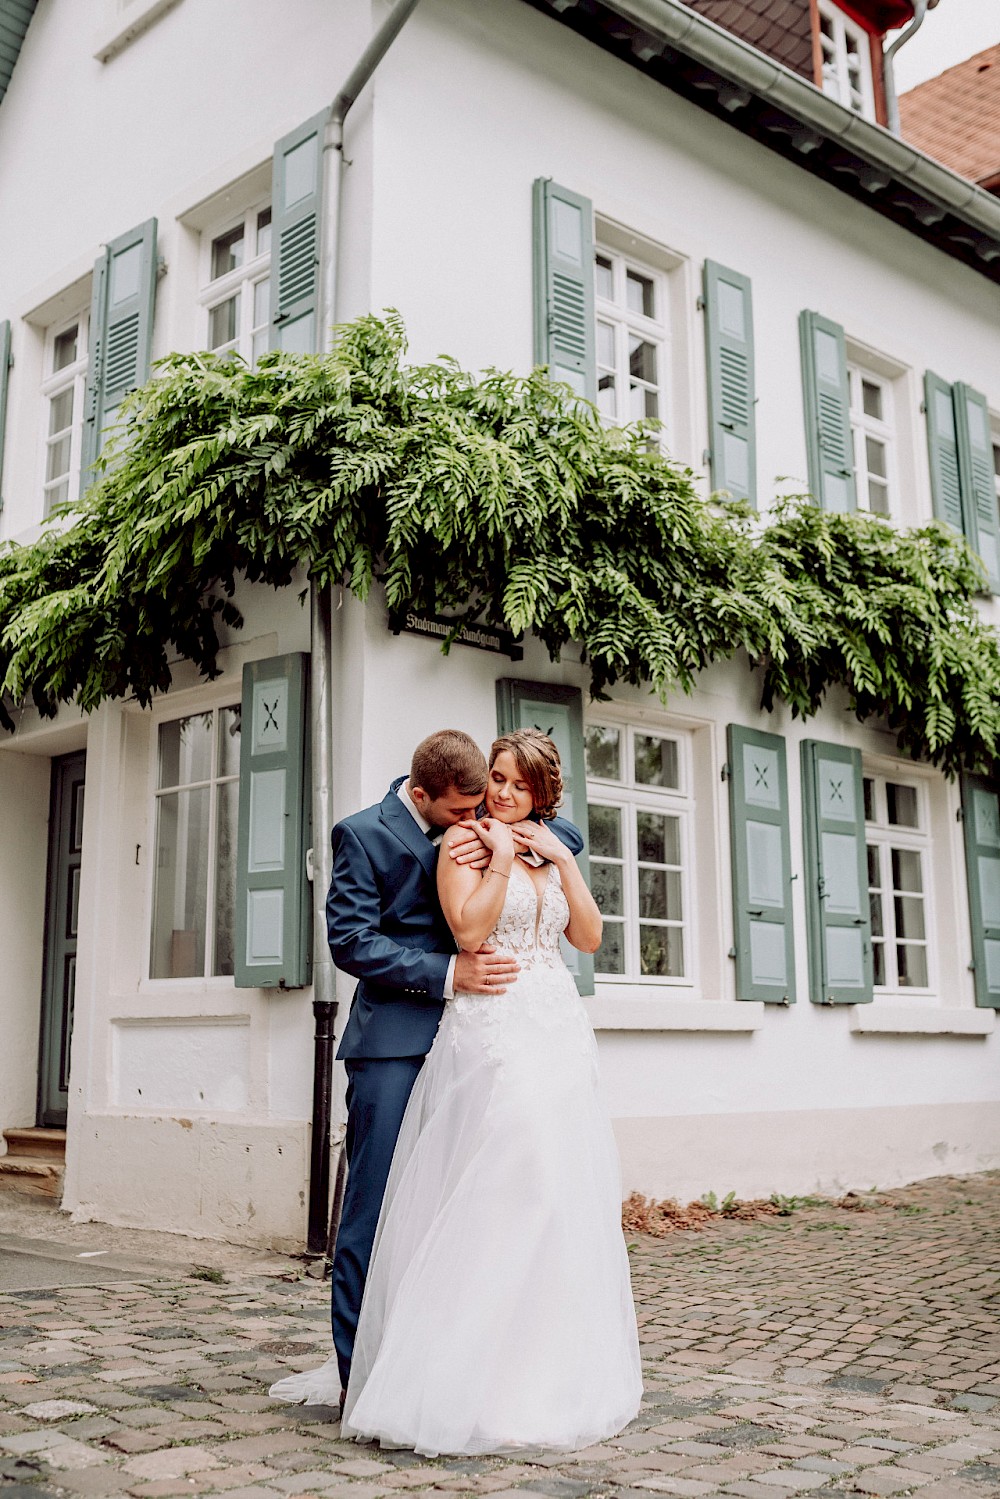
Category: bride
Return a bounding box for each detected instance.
[274,729,642,1456]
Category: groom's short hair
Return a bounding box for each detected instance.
[411,730,488,801]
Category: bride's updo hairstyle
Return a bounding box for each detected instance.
[489,728,563,821]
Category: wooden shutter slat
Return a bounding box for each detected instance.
[924,370,966,535]
[727,725,795,1002]
[532,179,596,402]
[705,263,756,507]
[81,218,157,488]
[496,678,594,996]
[799,311,856,512]
[960,774,1000,1008]
[234,653,312,989]
[269,111,328,354]
[954,382,1000,594]
[801,740,873,1004]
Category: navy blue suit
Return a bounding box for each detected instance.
[327,776,583,1387]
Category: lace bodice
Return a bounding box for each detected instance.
[489,861,569,968]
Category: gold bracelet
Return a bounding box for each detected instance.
[489,865,510,879]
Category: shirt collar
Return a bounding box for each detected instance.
[397,778,433,836]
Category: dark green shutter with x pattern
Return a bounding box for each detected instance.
[496,678,594,996]
[960,774,1000,1008]
[799,311,856,512]
[727,725,795,1002]
[81,218,158,486]
[234,653,312,989]
[532,179,596,402]
[801,740,873,1005]
[269,111,328,354]
[704,263,756,507]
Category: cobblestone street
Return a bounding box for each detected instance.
[1,1173,998,1499]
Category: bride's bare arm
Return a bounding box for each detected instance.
[438,819,516,951]
[511,822,603,954]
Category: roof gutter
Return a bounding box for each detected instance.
[528,0,1000,268]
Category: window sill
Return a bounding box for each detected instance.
[850,1005,995,1037]
[586,992,764,1032]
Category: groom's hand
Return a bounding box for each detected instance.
[454,944,519,995]
[448,821,491,870]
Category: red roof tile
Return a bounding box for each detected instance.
[899,42,1000,187]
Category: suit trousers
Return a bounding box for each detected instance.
[331,1055,425,1389]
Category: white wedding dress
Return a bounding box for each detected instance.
[271,860,642,1456]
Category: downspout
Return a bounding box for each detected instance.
[307,0,424,1258]
[883,0,929,136]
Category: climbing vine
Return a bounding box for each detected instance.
[1,311,998,776]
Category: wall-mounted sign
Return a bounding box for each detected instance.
[390,611,523,662]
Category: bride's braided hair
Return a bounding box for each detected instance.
[489,728,564,821]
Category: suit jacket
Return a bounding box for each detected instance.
[329,776,584,1060]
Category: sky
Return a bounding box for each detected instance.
[887,0,1000,92]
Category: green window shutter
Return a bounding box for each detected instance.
[532,179,596,402]
[954,382,1000,594]
[269,111,328,354]
[496,678,594,996]
[81,218,158,486]
[960,774,1000,1008]
[924,371,966,534]
[801,740,873,1005]
[234,653,312,989]
[0,319,10,512]
[799,311,856,512]
[704,262,756,508]
[727,725,795,1003]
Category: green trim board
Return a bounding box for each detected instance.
[726,725,795,1002]
[496,677,594,996]
[532,178,596,402]
[800,739,873,1005]
[234,652,312,989]
[960,774,1000,1008]
[704,262,756,507]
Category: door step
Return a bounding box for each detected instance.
[0,1128,66,1199]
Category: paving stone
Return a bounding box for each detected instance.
[21,1399,98,1420]
[851,1468,942,1495]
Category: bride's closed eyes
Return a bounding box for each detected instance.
[486,751,535,821]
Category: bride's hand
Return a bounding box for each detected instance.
[474,817,516,864]
[512,820,570,865]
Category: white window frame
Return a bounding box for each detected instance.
[818,0,876,121]
[594,243,671,445]
[848,362,896,518]
[863,769,934,996]
[198,199,272,366]
[39,310,89,518]
[586,717,695,988]
[148,700,241,984]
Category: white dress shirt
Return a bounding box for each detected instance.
[397,780,457,1000]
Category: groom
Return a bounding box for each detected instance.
[327,728,583,1402]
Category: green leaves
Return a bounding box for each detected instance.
[1,313,999,777]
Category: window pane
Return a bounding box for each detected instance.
[45,479,69,510]
[863,777,875,822]
[891,847,923,893]
[585,724,621,780]
[993,442,1000,480]
[628,335,656,384]
[256,207,272,257]
[869,888,884,939]
[626,269,654,318]
[887,782,918,828]
[594,254,613,301]
[866,843,880,887]
[45,433,72,483]
[158,713,213,789]
[588,803,622,859]
[209,295,240,351]
[49,388,74,436]
[596,320,615,368]
[897,943,928,988]
[597,372,616,419]
[872,939,886,986]
[636,811,681,866]
[212,224,245,279]
[217,705,242,778]
[638,867,683,921]
[865,436,887,479]
[862,379,882,420]
[634,733,679,788]
[894,894,925,942]
[595,921,625,975]
[868,479,890,516]
[252,329,269,367]
[640,924,683,977]
[213,780,239,977]
[53,325,79,372]
[253,278,270,328]
[630,384,658,422]
[150,787,209,979]
[591,862,624,917]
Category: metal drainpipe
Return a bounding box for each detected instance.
[307,0,425,1259]
[883,0,929,136]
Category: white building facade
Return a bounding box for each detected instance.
[1,0,999,1247]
